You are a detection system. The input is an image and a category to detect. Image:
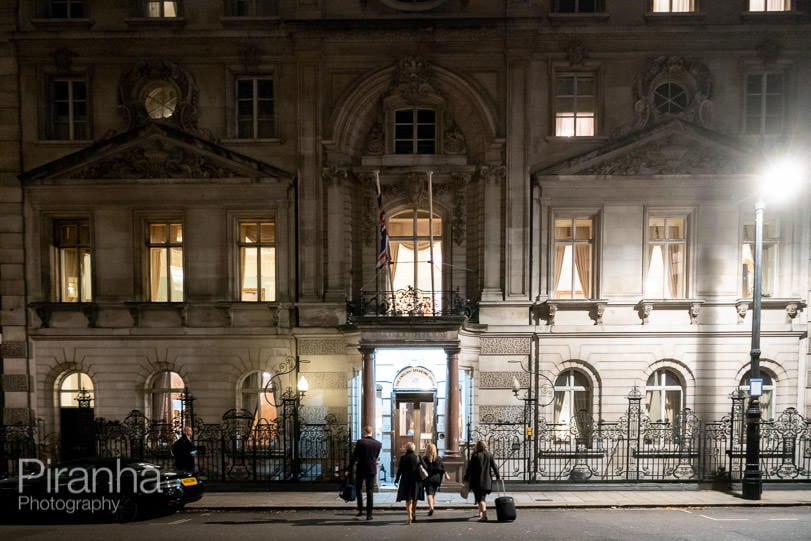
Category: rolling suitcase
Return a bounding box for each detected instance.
[494,479,516,522]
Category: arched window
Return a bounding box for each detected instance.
[147,371,185,424]
[739,372,776,421]
[554,369,592,425]
[239,371,278,426]
[59,371,94,408]
[388,209,442,310]
[645,369,684,423]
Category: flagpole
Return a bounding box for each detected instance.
[374,170,397,315]
[427,170,436,316]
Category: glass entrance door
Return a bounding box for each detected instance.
[394,392,435,458]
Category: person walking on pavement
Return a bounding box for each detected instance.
[463,439,500,521]
[395,441,425,525]
[346,425,382,520]
[172,425,196,473]
[422,442,450,516]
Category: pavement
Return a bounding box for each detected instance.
[185,484,811,511]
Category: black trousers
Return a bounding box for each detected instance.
[355,473,375,514]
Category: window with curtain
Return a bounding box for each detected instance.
[240,371,278,428]
[388,209,442,309]
[147,371,185,424]
[148,222,184,302]
[554,74,596,137]
[236,77,274,139]
[393,109,436,154]
[742,220,779,298]
[553,216,593,299]
[144,1,179,17]
[47,78,89,141]
[646,215,687,299]
[739,372,776,420]
[652,0,695,12]
[53,219,92,302]
[748,0,790,11]
[745,72,785,136]
[59,371,94,408]
[239,221,276,301]
[553,370,592,432]
[645,369,684,423]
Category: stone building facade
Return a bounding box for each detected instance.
[0,1,809,481]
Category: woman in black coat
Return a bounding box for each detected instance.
[422,442,450,516]
[463,439,500,521]
[394,441,425,524]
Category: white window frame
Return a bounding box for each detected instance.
[644,211,691,299]
[146,221,184,302]
[651,0,695,12]
[53,218,93,303]
[739,372,776,421]
[554,73,596,137]
[645,369,685,423]
[238,220,277,302]
[143,0,179,18]
[748,0,791,12]
[741,216,779,298]
[744,72,785,136]
[146,370,186,425]
[551,213,597,300]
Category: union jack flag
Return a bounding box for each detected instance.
[375,172,390,269]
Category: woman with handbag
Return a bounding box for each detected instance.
[422,442,450,516]
[394,441,425,524]
[462,439,500,521]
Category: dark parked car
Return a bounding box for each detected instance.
[0,458,203,523]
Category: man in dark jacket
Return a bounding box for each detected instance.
[172,426,196,473]
[346,425,382,520]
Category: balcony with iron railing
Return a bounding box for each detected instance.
[347,286,478,323]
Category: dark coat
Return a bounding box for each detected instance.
[423,456,445,488]
[348,436,382,477]
[172,435,195,472]
[463,450,499,493]
[394,450,425,502]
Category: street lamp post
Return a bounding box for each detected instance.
[742,196,764,501]
[741,157,805,501]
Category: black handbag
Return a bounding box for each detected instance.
[339,480,356,502]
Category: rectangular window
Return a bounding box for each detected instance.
[553,216,594,299]
[555,74,595,137]
[646,215,688,299]
[749,0,790,11]
[239,221,276,302]
[147,223,184,302]
[742,221,779,298]
[394,109,436,154]
[226,0,277,16]
[144,1,179,17]
[53,220,92,302]
[48,0,87,18]
[554,0,604,13]
[652,0,695,12]
[236,77,274,139]
[47,78,89,141]
[745,73,784,136]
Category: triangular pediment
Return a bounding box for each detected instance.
[20,123,293,183]
[536,119,755,177]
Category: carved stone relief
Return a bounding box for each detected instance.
[298,339,347,355]
[480,336,531,355]
[479,371,530,389]
[479,405,524,424]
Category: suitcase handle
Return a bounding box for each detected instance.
[497,478,507,496]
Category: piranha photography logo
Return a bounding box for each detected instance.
[14,458,163,515]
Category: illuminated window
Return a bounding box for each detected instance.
[553,216,594,299]
[239,221,276,301]
[59,372,94,408]
[555,74,595,137]
[739,372,776,420]
[240,371,278,427]
[651,0,695,12]
[646,215,687,299]
[147,371,185,424]
[388,209,442,309]
[748,0,790,11]
[742,220,779,298]
[553,370,592,441]
[144,1,179,17]
[148,222,184,302]
[53,220,92,302]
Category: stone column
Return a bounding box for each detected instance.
[361,348,375,431]
[322,167,348,302]
[445,347,461,456]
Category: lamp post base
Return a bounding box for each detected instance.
[741,478,762,500]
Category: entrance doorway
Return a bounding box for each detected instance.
[394,392,436,458]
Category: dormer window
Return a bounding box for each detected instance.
[394,109,436,154]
